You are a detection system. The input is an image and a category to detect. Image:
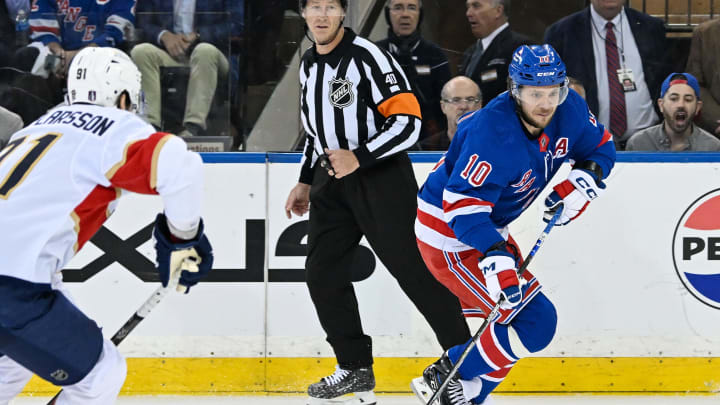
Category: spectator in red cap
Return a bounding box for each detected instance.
[626,73,720,151]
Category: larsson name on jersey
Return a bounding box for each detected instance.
[33,109,116,136]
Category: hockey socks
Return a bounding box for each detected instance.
[447,322,518,380]
[470,367,512,404]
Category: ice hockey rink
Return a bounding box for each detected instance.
[10,395,720,404]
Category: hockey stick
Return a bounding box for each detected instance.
[424,204,564,405]
[46,271,182,404]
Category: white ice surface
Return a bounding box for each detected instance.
[10,395,720,404]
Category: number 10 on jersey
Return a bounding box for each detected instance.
[460,154,492,187]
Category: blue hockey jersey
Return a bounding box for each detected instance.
[29,0,135,49]
[416,90,616,254]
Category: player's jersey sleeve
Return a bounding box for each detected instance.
[298,55,319,185]
[93,0,136,47]
[29,0,60,44]
[97,117,203,233]
[352,37,422,167]
[566,92,616,179]
[443,121,516,254]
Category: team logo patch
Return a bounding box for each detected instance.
[672,189,720,309]
[538,133,549,152]
[328,78,354,108]
[51,369,69,382]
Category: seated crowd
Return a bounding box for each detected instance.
[0,0,718,152]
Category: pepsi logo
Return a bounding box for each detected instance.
[672,189,720,309]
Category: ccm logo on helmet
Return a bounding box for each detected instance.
[672,189,720,309]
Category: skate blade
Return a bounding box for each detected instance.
[410,377,439,405]
[307,391,376,405]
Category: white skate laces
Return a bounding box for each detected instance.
[323,365,351,385]
[447,378,470,405]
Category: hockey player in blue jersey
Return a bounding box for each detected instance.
[412,44,616,405]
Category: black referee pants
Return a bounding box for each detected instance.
[306,153,471,369]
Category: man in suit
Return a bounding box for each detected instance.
[544,0,670,149]
[460,0,532,106]
[131,0,243,137]
[686,18,720,137]
[377,0,451,142]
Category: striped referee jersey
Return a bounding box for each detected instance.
[298,28,422,184]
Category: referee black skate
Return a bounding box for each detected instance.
[285,1,471,404]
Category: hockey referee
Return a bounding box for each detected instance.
[284,0,471,403]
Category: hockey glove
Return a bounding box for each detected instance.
[479,251,522,310]
[543,168,605,226]
[153,213,214,293]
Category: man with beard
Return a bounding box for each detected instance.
[626,73,720,151]
[419,76,482,150]
[285,0,471,403]
[377,0,451,142]
[412,44,616,405]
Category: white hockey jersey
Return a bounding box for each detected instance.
[0,104,204,284]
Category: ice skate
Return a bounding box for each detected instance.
[307,365,376,405]
[410,352,470,405]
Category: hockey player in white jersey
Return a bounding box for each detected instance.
[0,47,214,404]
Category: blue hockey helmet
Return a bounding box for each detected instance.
[509,44,569,106]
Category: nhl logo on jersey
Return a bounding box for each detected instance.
[328,78,354,108]
[672,189,720,309]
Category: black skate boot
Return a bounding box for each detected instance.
[307,365,376,405]
[411,352,470,405]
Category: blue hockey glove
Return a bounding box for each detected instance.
[544,168,605,226]
[153,213,213,293]
[479,250,521,310]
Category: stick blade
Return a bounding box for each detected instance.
[411,377,439,405]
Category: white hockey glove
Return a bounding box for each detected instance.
[479,251,522,310]
[544,168,605,226]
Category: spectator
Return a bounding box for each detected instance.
[626,73,720,152]
[686,18,720,137]
[418,75,481,150]
[0,105,23,149]
[568,76,586,100]
[545,0,670,150]
[377,0,450,142]
[1,0,134,124]
[131,0,243,137]
[16,0,135,76]
[459,0,532,106]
